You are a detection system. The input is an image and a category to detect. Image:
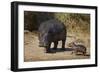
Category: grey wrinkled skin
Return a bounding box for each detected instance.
[38,19,66,53]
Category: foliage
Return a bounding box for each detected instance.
[54,13,90,34]
[24,11,90,34]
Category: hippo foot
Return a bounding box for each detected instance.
[53,48,57,51]
[46,49,56,53]
[61,48,66,51]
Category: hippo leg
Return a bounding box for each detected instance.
[53,41,58,50]
[46,42,56,53]
[62,40,66,50]
[45,43,51,53]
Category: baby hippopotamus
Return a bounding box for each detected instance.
[68,42,86,56]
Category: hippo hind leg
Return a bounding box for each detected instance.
[62,39,66,50]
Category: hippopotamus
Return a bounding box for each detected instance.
[38,19,66,53]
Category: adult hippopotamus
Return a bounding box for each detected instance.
[38,19,67,53]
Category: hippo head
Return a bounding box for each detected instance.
[38,32,49,47]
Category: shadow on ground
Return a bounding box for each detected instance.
[49,48,73,52]
[48,48,90,56]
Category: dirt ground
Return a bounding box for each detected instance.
[24,31,90,62]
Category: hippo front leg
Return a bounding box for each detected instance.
[46,43,55,53]
[45,43,51,53]
[53,41,58,50]
[45,42,56,53]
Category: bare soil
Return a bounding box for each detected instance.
[24,31,90,62]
